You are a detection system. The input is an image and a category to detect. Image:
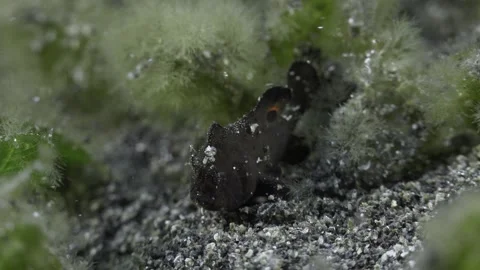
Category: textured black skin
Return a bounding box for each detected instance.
[190,61,320,211]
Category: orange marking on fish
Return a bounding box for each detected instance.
[268,104,280,112]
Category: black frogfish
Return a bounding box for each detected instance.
[190,60,320,211]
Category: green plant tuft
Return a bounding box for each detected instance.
[0,0,130,146]
[101,0,278,126]
[416,192,480,270]
[0,223,62,270]
[268,0,351,66]
[0,124,60,190]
